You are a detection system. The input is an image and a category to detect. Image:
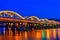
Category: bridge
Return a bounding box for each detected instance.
[0,10,60,31]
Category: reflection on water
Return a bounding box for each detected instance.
[0,28,60,40]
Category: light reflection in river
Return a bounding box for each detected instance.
[0,28,60,40]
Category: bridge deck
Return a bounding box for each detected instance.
[0,17,60,25]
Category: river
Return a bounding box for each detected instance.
[0,28,60,40]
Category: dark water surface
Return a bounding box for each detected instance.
[0,28,60,40]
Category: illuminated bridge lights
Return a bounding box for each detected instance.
[0,22,57,31]
[0,10,59,32]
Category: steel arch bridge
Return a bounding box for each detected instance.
[0,11,24,19]
[0,10,59,31]
[27,16,40,21]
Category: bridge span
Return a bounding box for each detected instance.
[0,10,60,31]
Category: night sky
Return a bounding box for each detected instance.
[0,0,60,19]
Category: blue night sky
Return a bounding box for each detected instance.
[0,0,60,19]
